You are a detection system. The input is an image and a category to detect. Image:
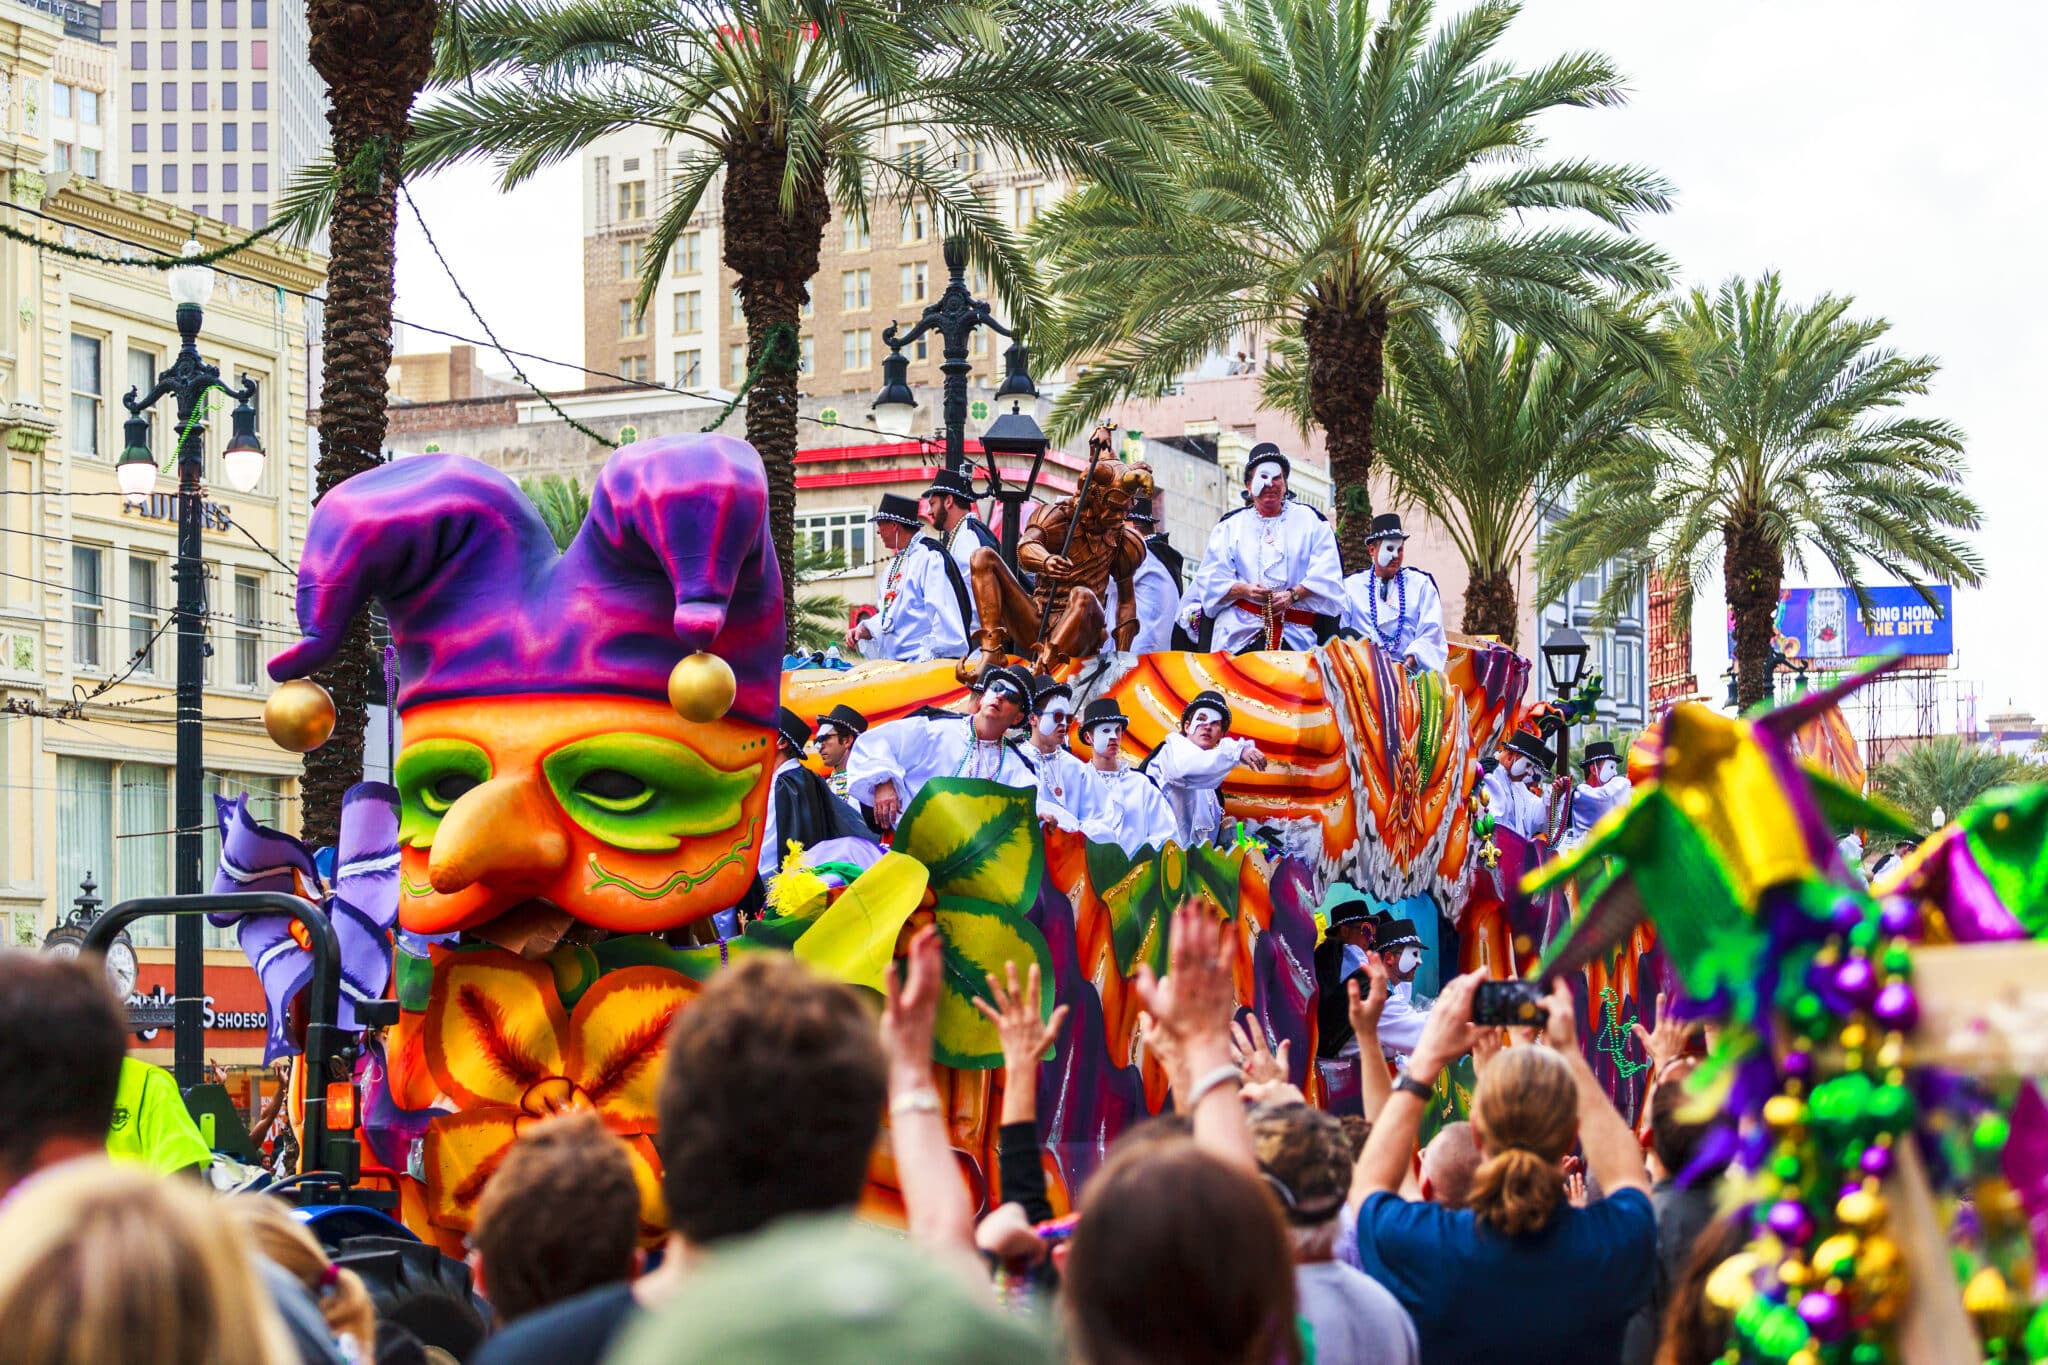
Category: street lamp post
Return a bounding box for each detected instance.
[117,240,265,1090]
[871,236,1038,475]
[1540,624,1592,774]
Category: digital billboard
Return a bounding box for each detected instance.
[1770,585,1953,662]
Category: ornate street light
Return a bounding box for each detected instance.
[873,236,1033,475]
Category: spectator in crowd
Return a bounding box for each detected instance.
[1348,974,1656,1363]
[0,951,126,1197]
[469,1111,644,1326]
[1650,1212,1750,1365]
[475,935,963,1365]
[1418,1121,1481,1209]
[1621,998,1725,1365]
[1251,1102,1420,1365]
[236,1196,380,1363]
[1064,1137,1302,1365]
[108,1055,213,1178]
[0,1160,296,1365]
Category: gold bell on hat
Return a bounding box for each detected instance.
[668,652,736,723]
[264,679,337,753]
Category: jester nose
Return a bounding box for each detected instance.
[427,774,570,894]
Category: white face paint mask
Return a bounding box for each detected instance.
[1508,757,1530,781]
[1089,724,1122,751]
[1248,462,1284,498]
[1589,758,1617,785]
[1397,947,1422,975]
[1375,541,1401,569]
[1190,707,1226,730]
[1037,710,1070,738]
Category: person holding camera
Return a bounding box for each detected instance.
[1345,973,1655,1364]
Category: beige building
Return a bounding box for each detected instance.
[48,27,117,187]
[0,83,326,950]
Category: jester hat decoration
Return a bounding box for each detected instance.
[269,439,785,938]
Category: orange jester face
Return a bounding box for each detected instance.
[393,693,771,936]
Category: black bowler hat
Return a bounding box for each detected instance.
[775,706,812,753]
[1326,889,1375,930]
[923,469,978,504]
[1030,673,1075,714]
[1245,443,1291,483]
[1080,697,1130,734]
[871,492,922,527]
[1365,513,1409,543]
[975,664,1034,707]
[1503,730,1556,773]
[1372,915,1423,950]
[1180,689,1233,732]
[1129,495,1159,526]
[1578,740,1620,770]
[816,703,869,739]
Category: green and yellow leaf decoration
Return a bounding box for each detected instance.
[932,895,1055,1070]
[892,778,1044,913]
[791,853,931,994]
[1102,839,1246,978]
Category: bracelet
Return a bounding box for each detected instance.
[889,1087,943,1118]
[1183,1064,1243,1112]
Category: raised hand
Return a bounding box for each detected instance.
[1238,744,1270,773]
[1347,950,1389,1040]
[1231,1016,1291,1087]
[1405,969,1492,1086]
[873,780,903,830]
[1132,900,1237,1056]
[973,960,1070,1075]
[1629,992,1696,1075]
[881,925,944,1082]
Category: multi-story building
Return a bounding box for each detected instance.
[47,28,118,188]
[100,0,323,231]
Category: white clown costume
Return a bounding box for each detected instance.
[855,493,969,664]
[1181,448,1346,653]
[1340,514,1447,671]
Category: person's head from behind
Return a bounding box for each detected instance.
[233,1195,378,1359]
[1419,1119,1481,1208]
[1656,1209,1752,1365]
[0,951,127,1194]
[1065,1137,1302,1365]
[0,1160,294,1365]
[1468,1045,1578,1237]
[470,1110,643,1322]
[656,954,885,1246]
[1250,1103,1352,1263]
[1648,1061,1728,1184]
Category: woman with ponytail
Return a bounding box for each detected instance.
[235,1196,379,1364]
[1341,973,1657,1364]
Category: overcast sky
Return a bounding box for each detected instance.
[391,0,2048,721]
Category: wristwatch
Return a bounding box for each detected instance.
[1393,1073,1434,1102]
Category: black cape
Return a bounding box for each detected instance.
[772,764,872,869]
[1313,938,1365,1059]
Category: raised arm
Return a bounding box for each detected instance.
[844,715,931,809]
[1346,952,1394,1122]
[1134,901,1257,1174]
[1350,970,1488,1209]
[973,960,1069,1225]
[882,927,976,1254]
[1548,978,1651,1198]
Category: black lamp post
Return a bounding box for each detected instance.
[116,240,265,1090]
[1539,624,1592,773]
[979,401,1051,563]
[870,236,1036,476]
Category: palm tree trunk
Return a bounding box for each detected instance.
[1461,564,1519,646]
[1724,517,1783,711]
[1304,295,1389,574]
[723,131,829,649]
[300,0,438,847]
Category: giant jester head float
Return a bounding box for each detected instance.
[270,439,784,940]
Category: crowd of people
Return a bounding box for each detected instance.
[1,893,1739,1365]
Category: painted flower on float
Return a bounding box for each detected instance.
[208,781,400,1062]
[266,440,786,939]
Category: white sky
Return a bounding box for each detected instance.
[391,0,2048,719]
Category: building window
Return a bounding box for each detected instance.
[80,89,99,125]
[127,554,160,673]
[192,0,206,24]
[798,336,814,375]
[619,354,648,383]
[193,39,208,67]
[131,81,146,110]
[798,288,813,319]
[72,545,105,669]
[251,0,265,24]
[117,764,170,914]
[192,163,208,192]
[233,572,261,688]
[615,180,645,221]
[251,80,266,109]
[193,203,207,218]
[841,216,870,251]
[618,300,645,339]
[222,38,237,66]
[842,329,871,371]
[223,204,238,225]
[673,230,701,274]
[81,147,100,181]
[130,0,144,24]
[1014,183,1045,227]
[251,120,265,150]
[794,509,870,573]
[162,164,178,192]
[131,163,147,192]
[673,290,702,334]
[674,349,703,387]
[617,237,642,280]
[840,268,870,311]
[132,40,147,68]
[53,142,72,172]
[192,81,208,110]
[913,336,929,362]
[56,757,115,912]
[191,120,206,150]
[53,83,72,118]
[222,162,236,191]
[251,162,266,191]
[729,288,743,327]
[160,0,173,20]
[221,120,236,149]
[131,123,146,152]
[161,121,177,151]
[728,343,745,386]
[222,82,237,110]
[161,81,177,110]
[161,39,176,68]
[950,145,984,174]
[899,261,927,303]
[70,334,103,456]
[251,38,266,67]
[126,347,157,459]
[223,0,235,23]
[899,202,930,243]
[253,203,266,226]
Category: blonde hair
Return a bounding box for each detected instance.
[0,1160,296,1365]
[1468,1047,1577,1237]
[235,1195,379,1358]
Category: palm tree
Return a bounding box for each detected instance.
[293,0,442,847]
[404,0,1184,641]
[1540,274,1985,710]
[1030,0,1673,569]
[1869,735,2042,829]
[519,473,592,551]
[1375,313,1658,644]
